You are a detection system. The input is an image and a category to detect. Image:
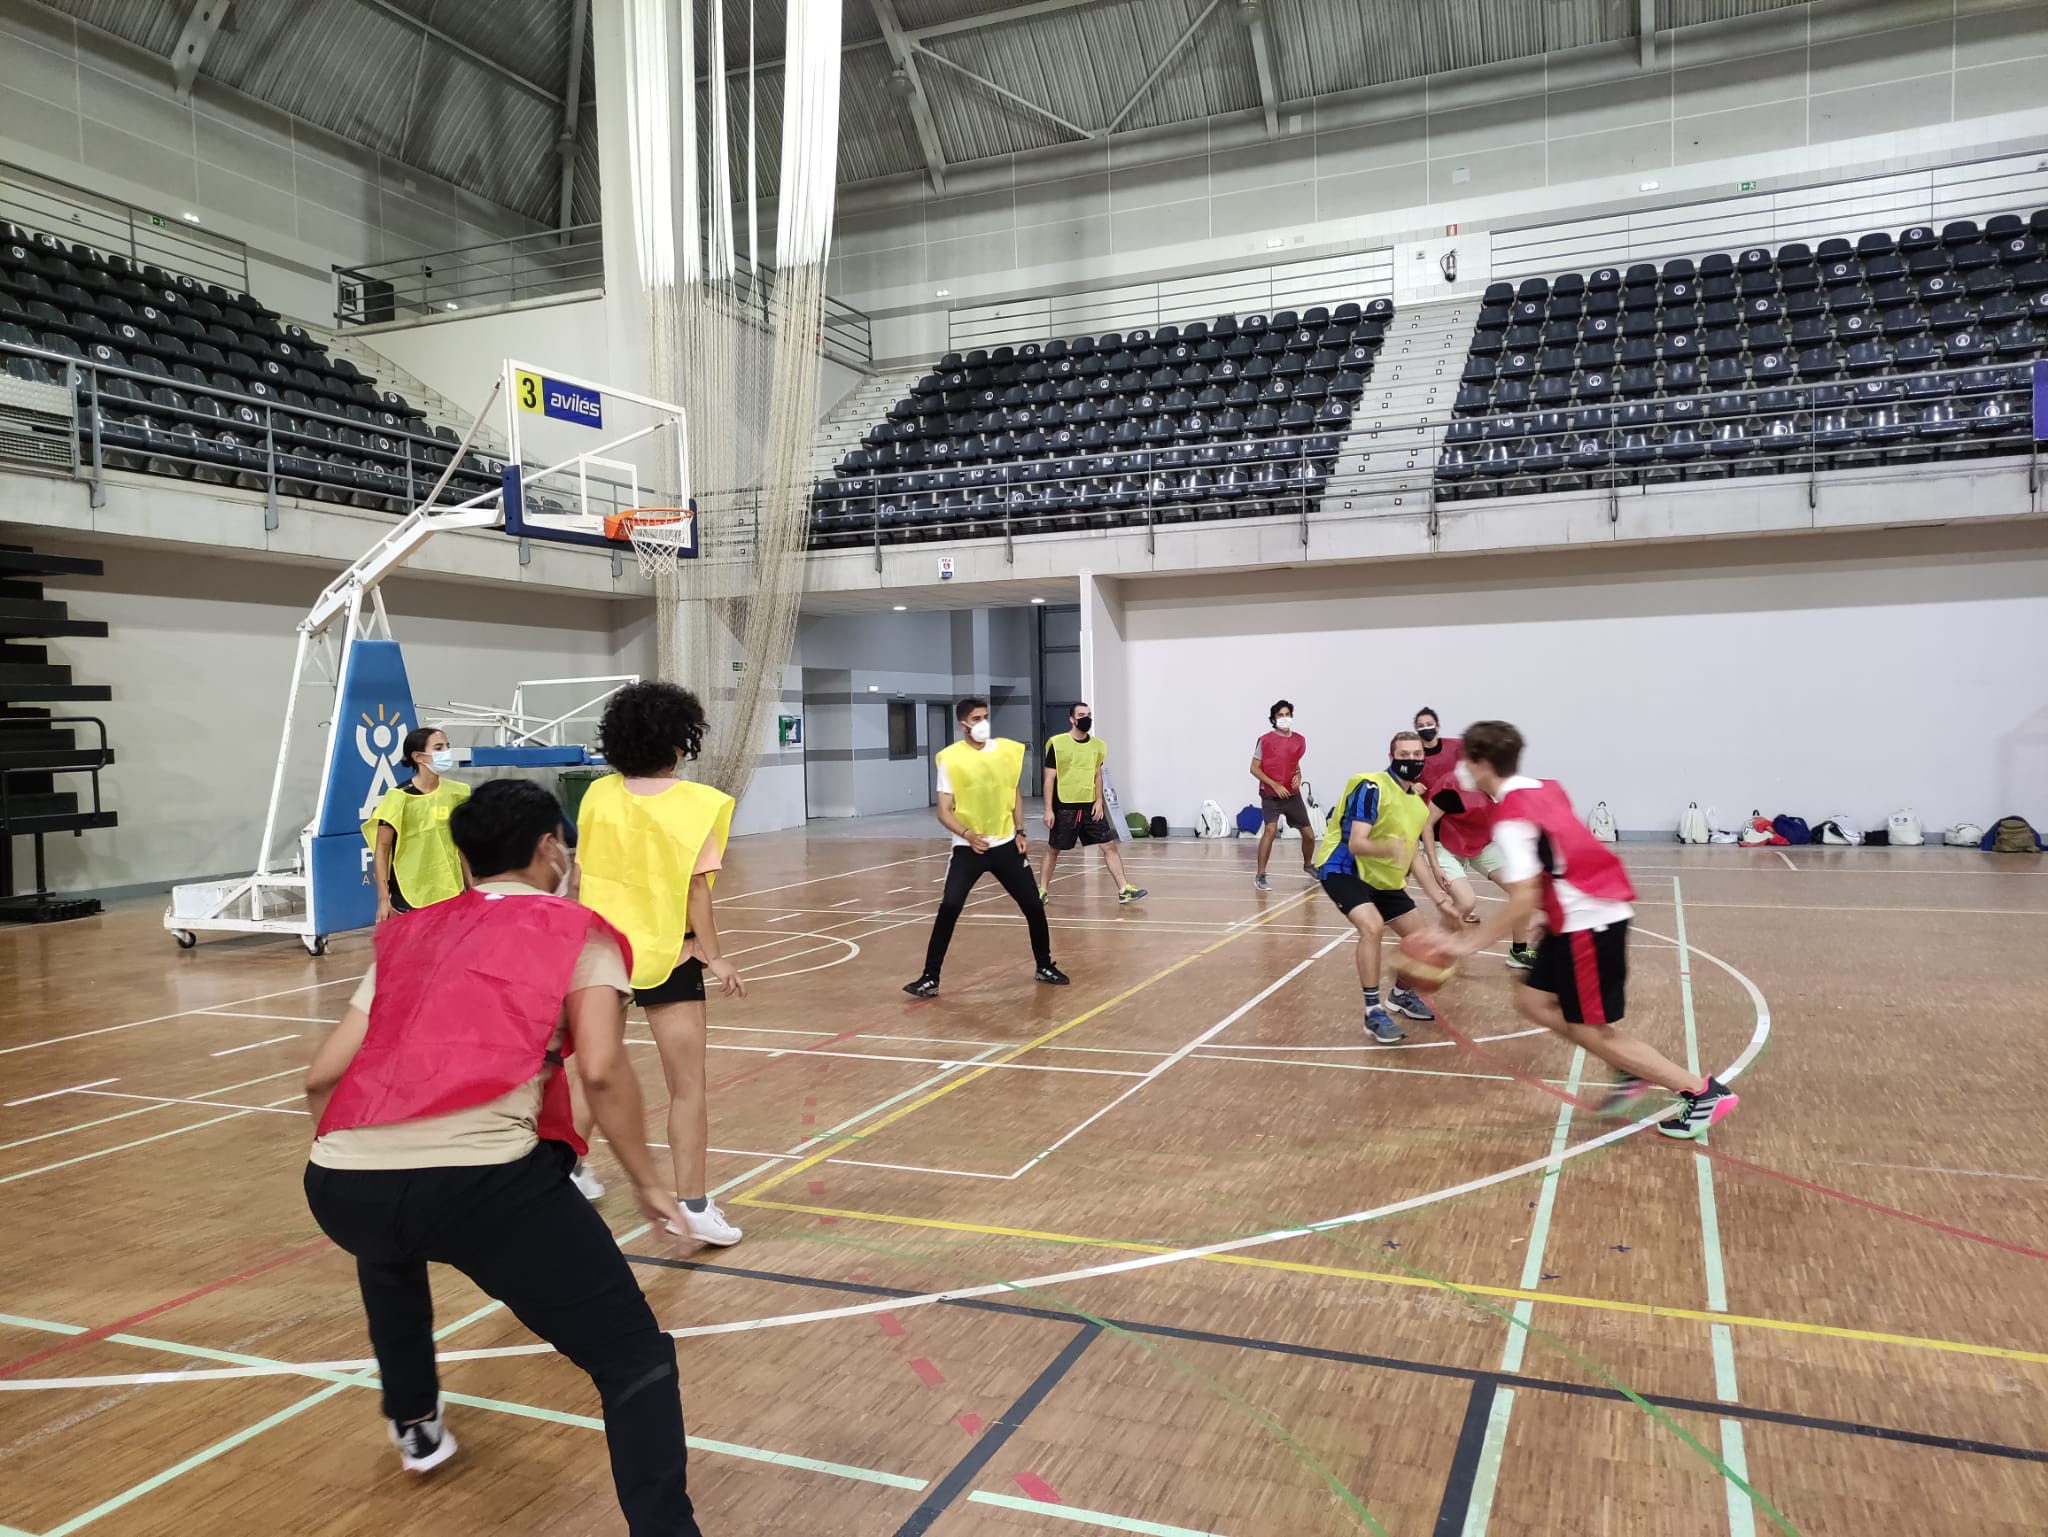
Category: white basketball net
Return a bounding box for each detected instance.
[626,515,692,578]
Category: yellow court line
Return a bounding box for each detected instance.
[745,1198,2048,1371]
[730,889,1320,1206]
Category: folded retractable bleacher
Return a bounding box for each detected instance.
[812,299,1394,548]
[0,222,504,514]
[1437,210,2048,499]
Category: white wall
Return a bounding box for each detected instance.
[360,299,610,420]
[0,6,546,325]
[1110,523,2048,836]
[24,542,641,896]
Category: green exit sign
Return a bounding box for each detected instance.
[731,659,746,673]
[148,214,165,227]
[1738,180,1756,192]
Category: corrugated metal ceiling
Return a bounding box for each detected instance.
[35,0,1817,226]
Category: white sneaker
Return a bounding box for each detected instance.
[388,1404,457,1474]
[666,1197,743,1247]
[569,1162,605,1201]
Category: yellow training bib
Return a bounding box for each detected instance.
[1044,733,1106,805]
[939,737,1025,841]
[363,778,470,908]
[576,774,734,990]
[1313,770,1429,890]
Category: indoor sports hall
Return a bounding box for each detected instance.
[1,3,2045,1536]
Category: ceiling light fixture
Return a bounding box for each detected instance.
[181,212,201,223]
[892,604,907,611]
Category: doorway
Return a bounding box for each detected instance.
[926,702,951,804]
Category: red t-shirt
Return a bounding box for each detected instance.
[1253,730,1306,795]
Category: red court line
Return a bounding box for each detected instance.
[0,1235,330,1378]
[909,1356,946,1387]
[1427,1007,2048,1264]
[1012,1471,1062,1503]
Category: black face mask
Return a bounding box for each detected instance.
[1074,716,1092,735]
[1390,758,1425,783]
[1416,726,1439,743]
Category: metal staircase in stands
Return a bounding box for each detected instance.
[0,545,116,924]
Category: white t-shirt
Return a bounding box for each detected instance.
[1491,775,1635,933]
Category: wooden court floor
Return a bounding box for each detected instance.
[2,830,2046,1536]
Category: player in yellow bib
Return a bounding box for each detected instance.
[1313,730,1457,1043]
[1037,701,1145,905]
[904,697,1068,998]
[574,682,748,1248]
[364,727,470,922]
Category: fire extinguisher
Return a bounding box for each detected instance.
[1440,249,1458,284]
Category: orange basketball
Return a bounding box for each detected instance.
[1395,930,1459,990]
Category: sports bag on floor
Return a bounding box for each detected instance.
[1886,809,1923,846]
[1739,812,1785,847]
[1706,806,1740,844]
[1588,802,1617,842]
[1984,815,2044,853]
[1677,803,1710,844]
[1815,817,1862,846]
[1235,804,1263,836]
[1125,812,1150,838]
[1148,815,1169,838]
[1197,800,1228,839]
[1944,822,1984,847]
[1771,815,1811,845]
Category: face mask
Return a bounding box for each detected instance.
[427,749,456,772]
[1272,718,1293,734]
[1454,760,1478,793]
[1074,715,1092,735]
[1416,726,1439,743]
[547,838,574,896]
[969,719,991,743]
[1390,758,1425,783]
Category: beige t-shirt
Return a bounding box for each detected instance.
[309,881,631,1170]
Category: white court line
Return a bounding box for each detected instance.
[1839,1159,2048,1183]
[76,1089,307,1117]
[1,923,1772,1387]
[0,1068,304,1153]
[210,1035,299,1057]
[5,1078,117,1107]
[0,1094,304,1186]
[831,897,863,907]
[1775,851,1797,872]
[1,976,364,1057]
[714,851,947,902]
[1196,1028,1546,1054]
[199,1011,339,1024]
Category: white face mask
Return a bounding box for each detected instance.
[1454,760,1478,793]
[1273,717,1293,734]
[546,838,574,896]
[428,748,456,772]
[969,719,992,743]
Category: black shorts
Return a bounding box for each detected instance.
[1050,801,1117,850]
[386,879,412,915]
[633,943,706,1007]
[1526,921,1630,1026]
[1262,793,1310,829]
[1319,871,1416,923]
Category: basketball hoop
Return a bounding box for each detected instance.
[605,508,694,577]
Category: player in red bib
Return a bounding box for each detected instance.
[1429,720,1737,1139]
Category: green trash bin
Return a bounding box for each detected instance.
[558,768,606,823]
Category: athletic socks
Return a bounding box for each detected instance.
[1363,987,1381,1009]
[682,1196,708,1214]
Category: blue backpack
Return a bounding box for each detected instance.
[1235,804,1264,835]
[1771,815,1811,845]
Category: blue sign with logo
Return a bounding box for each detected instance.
[515,369,603,429]
[310,638,418,933]
[2034,360,2047,440]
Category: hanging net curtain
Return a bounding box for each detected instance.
[621,0,842,806]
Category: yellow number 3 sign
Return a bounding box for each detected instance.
[515,370,542,413]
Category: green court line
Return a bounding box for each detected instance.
[966,1490,1225,1535]
[40,1383,352,1537]
[1674,877,1758,1537]
[1461,1047,1585,1536]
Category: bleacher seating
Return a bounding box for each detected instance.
[0,221,504,513]
[1436,210,2048,499]
[811,299,1394,547]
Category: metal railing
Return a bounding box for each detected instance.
[1492,152,2048,283]
[2,162,250,297]
[333,230,874,371]
[809,360,2041,560]
[948,246,1396,354]
[0,336,642,529]
[335,225,607,324]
